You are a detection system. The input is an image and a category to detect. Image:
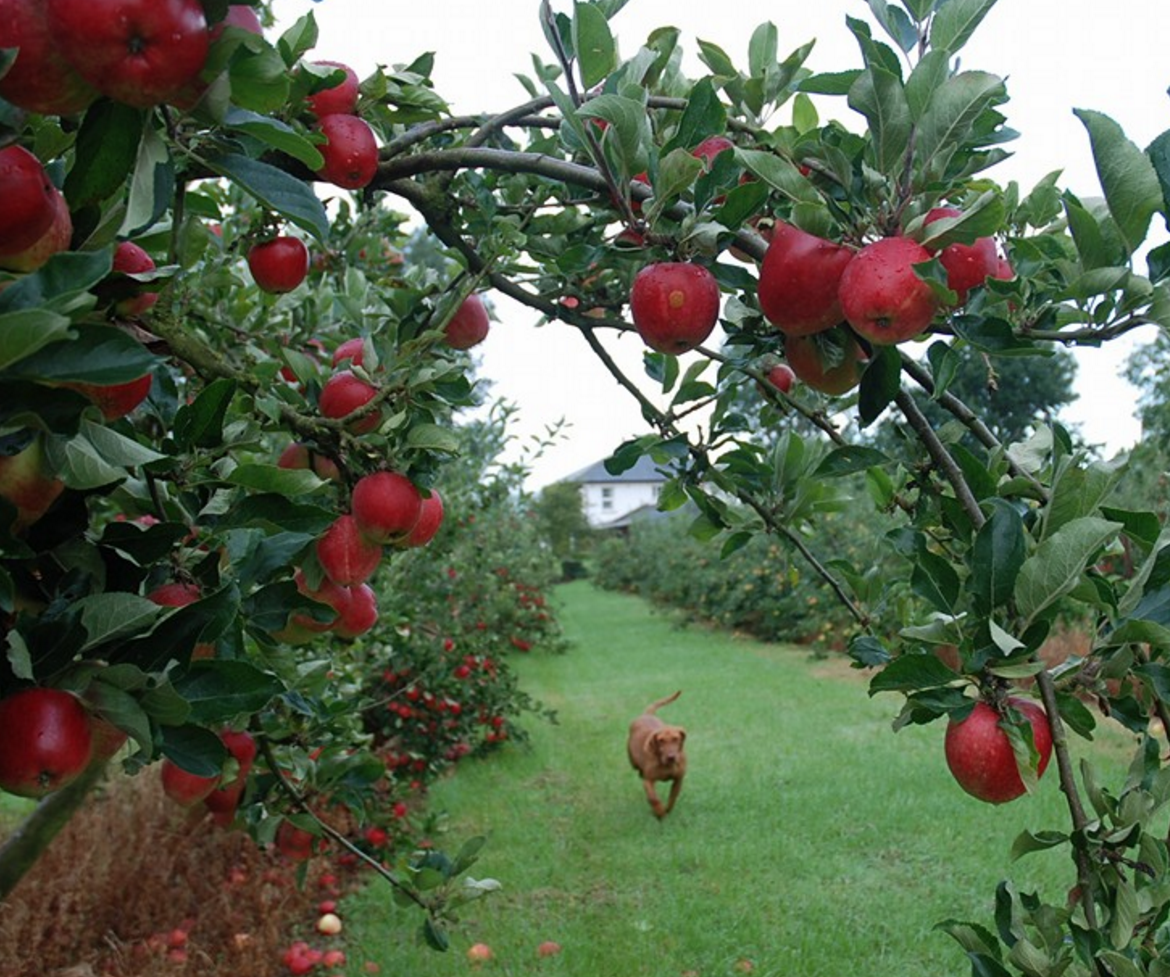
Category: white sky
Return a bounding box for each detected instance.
[272,0,1170,489]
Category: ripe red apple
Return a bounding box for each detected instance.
[838,237,940,345]
[203,728,256,819]
[352,471,423,544]
[764,363,796,394]
[111,240,159,316]
[0,186,71,273]
[277,442,341,481]
[46,0,211,108]
[64,373,153,421]
[923,207,1001,306]
[536,941,562,958]
[444,294,491,350]
[784,328,869,396]
[398,490,444,548]
[160,758,220,806]
[247,236,309,294]
[147,582,201,607]
[0,435,65,533]
[0,688,94,797]
[944,698,1053,804]
[757,221,854,336]
[276,820,318,861]
[0,146,57,257]
[332,337,367,368]
[316,514,383,586]
[315,114,378,190]
[0,0,98,114]
[466,943,492,963]
[691,135,734,169]
[319,370,380,433]
[219,4,262,35]
[306,60,360,118]
[630,262,721,355]
[332,582,378,639]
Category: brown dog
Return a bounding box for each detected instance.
[627,690,687,820]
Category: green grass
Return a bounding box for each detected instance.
[341,582,1134,977]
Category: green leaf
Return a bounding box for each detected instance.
[798,70,863,96]
[735,148,819,204]
[172,661,284,724]
[276,12,318,66]
[5,324,158,384]
[407,423,461,453]
[160,724,228,776]
[857,345,902,426]
[572,2,615,89]
[223,108,323,170]
[664,77,726,155]
[422,916,449,952]
[868,653,959,694]
[814,446,890,477]
[228,463,327,497]
[577,93,652,174]
[174,378,237,451]
[866,0,919,52]
[970,500,1026,615]
[119,124,173,238]
[229,44,291,114]
[77,593,161,651]
[848,65,913,176]
[0,309,72,372]
[1010,829,1068,860]
[929,0,998,54]
[1074,109,1163,255]
[76,419,167,469]
[205,152,330,242]
[914,71,1006,180]
[1015,516,1123,627]
[912,548,961,613]
[0,249,111,316]
[85,680,152,752]
[65,101,145,207]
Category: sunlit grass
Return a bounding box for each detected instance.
[342,582,1135,977]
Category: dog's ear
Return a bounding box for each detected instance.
[649,730,666,759]
[677,728,687,745]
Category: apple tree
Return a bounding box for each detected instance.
[4,0,1170,969]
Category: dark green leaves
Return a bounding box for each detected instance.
[65,101,146,207]
[572,2,616,88]
[971,500,1026,616]
[205,152,330,242]
[172,661,284,724]
[929,0,998,55]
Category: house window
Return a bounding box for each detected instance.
[600,486,614,511]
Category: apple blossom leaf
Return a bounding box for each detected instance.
[229,44,290,114]
[645,149,703,224]
[912,547,961,613]
[868,652,959,694]
[52,426,163,490]
[173,378,237,452]
[276,12,318,67]
[1045,456,1125,539]
[407,423,461,454]
[798,70,863,96]
[173,661,284,724]
[0,309,72,372]
[228,463,328,497]
[1015,517,1123,628]
[5,324,157,385]
[1099,506,1161,553]
[224,109,323,170]
[1055,691,1097,738]
[119,125,173,238]
[865,0,918,53]
[735,148,819,204]
[848,65,912,176]
[1074,109,1163,256]
[1062,193,1126,271]
[206,152,330,243]
[572,2,616,89]
[0,249,110,316]
[970,500,1026,615]
[79,420,166,469]
[857,346,901,427]
[64,101,145,207]
[914,71,1007,180]
[929,0,998,55]
[577,93,652,173]
[814,446,889,478]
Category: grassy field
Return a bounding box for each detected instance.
[342,582,1134,977]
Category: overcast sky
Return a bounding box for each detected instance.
[272,0,1170,489]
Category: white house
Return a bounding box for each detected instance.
[562,455,672,529]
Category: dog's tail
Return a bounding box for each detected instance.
[644,690,682,714]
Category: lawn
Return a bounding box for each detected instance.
[342,581,1135,977]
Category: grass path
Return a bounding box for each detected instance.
[344,582,1131,977]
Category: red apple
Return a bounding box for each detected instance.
[691,135,734,169]
[0,435,65,533]
[0,0,98,114]
[757,220,854,336]
[838,237,940,345]
[306,60,359,118]
[398,490,444,548]
[332,582,377,639]
[160,758,220,806]
[332,337,368,368]
[64,373,153,421]
[0,688,94,798]
[630,262,721,355]
[352,471,423,543]
[784,327,869,396]
[0,186,71,272]
[944,698,1053,804]
[764,363,796,394]
[444,294,491,350]
[923,207,1001,306]
[467,943,492,963]
[46,0,211,109]
[316,514,382,586]
[319,370,380,433]
[536,941,562,958]
[276,820,318,862]
[203,728,256,819]
[147,582,200,607]
[247,236,309,294]
[111,240,159,316]
[0,146,57,257]
[219,4,262,35]
[277,442,340,481]
[315,114,378,190]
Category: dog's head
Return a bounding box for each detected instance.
[652,726,686,766]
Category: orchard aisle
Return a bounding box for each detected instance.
[342,582,1118,977]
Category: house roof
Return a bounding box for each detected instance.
[561,454,673,485]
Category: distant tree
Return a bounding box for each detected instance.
[532,481,593,561]
[1124,331,1170,448]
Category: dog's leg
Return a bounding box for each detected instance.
[663,775,683,815]
[642,779,666,819]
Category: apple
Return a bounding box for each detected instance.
[88,716,128,761]
[317,912,343,936]
[0,688,94,798]
[218,4,262,35]
[764,363,796,394]
[0,435,65,533]
[332,337,368,368]
[319,370,380,433]
[332,582,378,639]
[147,582,201,607]
[316,514,383,586]
[0,146,57,257]
[203,728,256,820]
[46,0,211,109]
[838,237,940,345]
[111,241,159,316]
[630,262,721,355]
[945,698,1053,804]
[277,442,341,481]
[466,943,493,963]
[276,820,318,862]
[757,220,854,336]
[247,236,309,294]
[322,949,346,968]
[0,0,98,114]
[444,294,491,350]
[691,135,734,169]
[398,490,444,549]
[784,327,869,396]
[923,207,1001,306]
[306,60,360,118]
[536,941,562,957]
[315,114,379,190]
[160,758,220,806]
[64,373,153,421]
[352,471,423,543]
[0,187,72,272]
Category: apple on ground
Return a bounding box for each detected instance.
[45,0,211,108]
[306,60,360,117]
[0,0,97,114]
[317,912,343,935]
[351,471,423,543]
[467,943,493,963]
[536,940,562,957]
[838,236,940,345]
[757,220,854,336]
[0,145,58,257]
[315,114,379,190]
[630,262,721,355]
[0,187,72,272]
[247,236,309,294]
[0,688,94,798]
[444,294,491,350]
[944,697,1053,804]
